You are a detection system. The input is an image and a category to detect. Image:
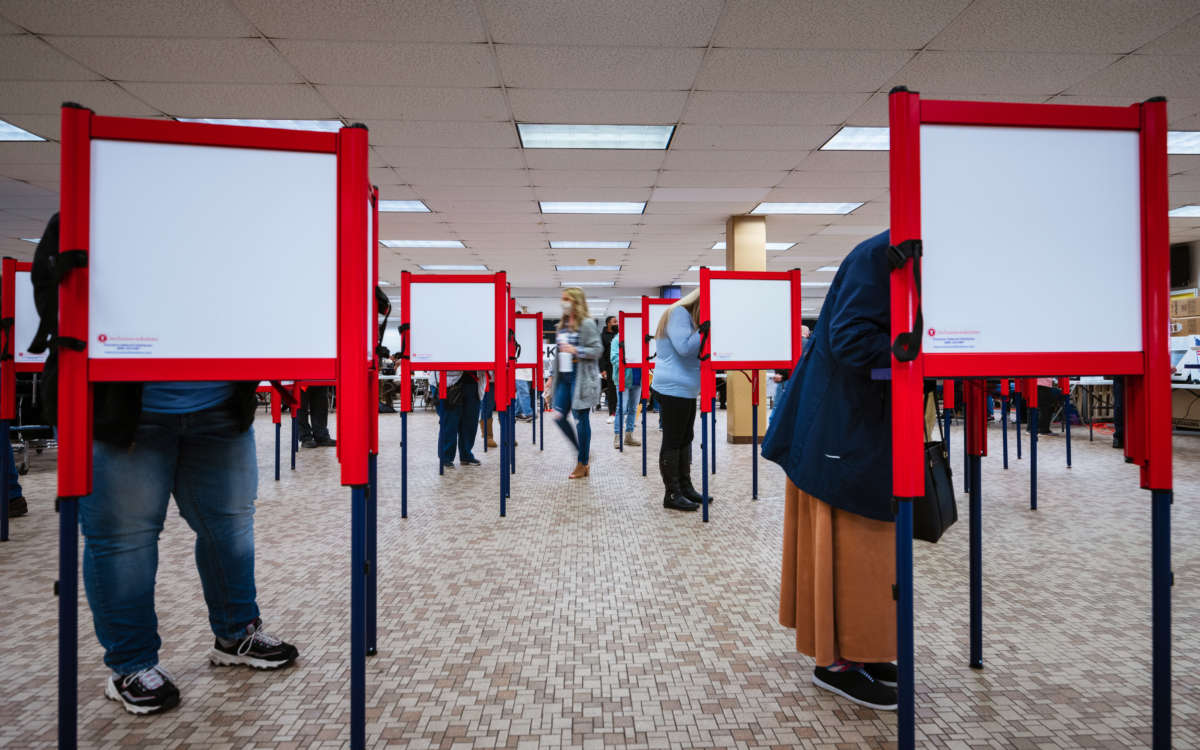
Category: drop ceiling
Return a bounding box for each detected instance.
[0,0,1199,319]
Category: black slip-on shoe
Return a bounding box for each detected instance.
[812,666,898,711]
[863,662,898,688]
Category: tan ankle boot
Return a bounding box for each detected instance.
[569,462,589,479]
[481,417,497,448]
[624,431,640,447]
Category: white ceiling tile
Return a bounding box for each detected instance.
[0,113,61,140]
[644,201,757,215]
[425,199,537,213]
[375,146,524,169]
[417,186,536,202]
[657,171,785,188]
[0,142,62,164]
[0,80,160,116]
[888,51,1120,96]
[368,166,405,185]
[0,15,20,33]
[670,124,836,151]
[401,168,530,187]
[651,187,769,203]
[762,215,850,233]
[119,82,335,118]
[1139,13,1200,55]
[764,187,885,203]
[682,92,869,126]
[0,163,58,181]
[496,46,703,90]
[319,86,509,121]
[779,170,890,189]
[1066,54,1200,99]
[796,151,889,172]
[480,0,723,46]
[276,41,498,87]
[0,35,99,80]
[714,0,969,49]
[531,170,657,187]
[696,49,914,93]
[232,0,485,42]
[0,0,255,36]
[662,149,809,171]
[365,120,518,148]
[507,88,686,124]
[523,149,665,171]
[929,0,1198,53]
[47,37,299,84]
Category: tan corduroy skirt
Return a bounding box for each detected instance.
[779,480,897,665]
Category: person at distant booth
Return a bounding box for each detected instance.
[548,288,601,479]
[649,289,709,512]
[763,230,899,711]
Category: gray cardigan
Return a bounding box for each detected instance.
[549,317,602,411]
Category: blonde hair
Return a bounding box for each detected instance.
[561,287,590,331]
[654,290,700,340]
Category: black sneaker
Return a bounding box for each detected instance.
[812,666,898,710]
[105,665,180,715]
[460,457,481,466]
[8,496,27,518]
[441,462,455,470]
[863,662,898,687]
[315,437,337,447]
[209,619,299,670]
[301,438,318,449]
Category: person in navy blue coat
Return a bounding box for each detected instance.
[762,230,898,711]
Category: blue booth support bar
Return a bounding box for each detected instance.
[1001,395,1009,469]
[350,485,366,750]
[366,453,378,657]
[641,399,647,477]
[1152,489,1172,749]
[751,393,759,500]
[274,422,281,482]
[617,391,623,453]
[969,453,983,668]
[1030,408,1038,511]
[701,411,709,523]
[58,495,79,750]
[1,418,8,541]
[400,411,408,518]
[711,397,717,474]
[895,498,915,750]
[290,415,298,471]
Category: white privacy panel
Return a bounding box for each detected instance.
[920,124,1142,354]
[381,322,402,357]
[515,317,540,365]
[645,301,673,363]
[88,139,337,359]
[622,315,643,365]
[14,270,46,364]
[409,282,496,364]
[708,278,794,363]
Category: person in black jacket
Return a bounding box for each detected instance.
[600,316,618,420]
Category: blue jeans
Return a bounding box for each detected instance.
[4,438,22,498]
[515,380,533,418]
[79,406,259,675]
[435,376,481,465]
[614,379,638,434]
[553,371,591,465]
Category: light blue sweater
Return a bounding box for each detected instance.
[651,306,702,399]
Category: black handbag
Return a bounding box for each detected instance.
[914,395,958,543]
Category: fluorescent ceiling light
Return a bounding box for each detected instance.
[556,265,621,272]
[688,265,726,272]
[816,265,840,272]
[0,120,45,141]
[419,264,488,271]
[821,126,889,151]
[1168,131,1200,154]
[379,200,431,213]
[801,281,832,288]
[587,299,611,305]
[382,240,464,248]
[176,117,343,132]
[540,201,645,214]
[752,202,863,215]
[561,281,615,287]
[1169,205,1200,217]
[20,237,40,243]
[677,282,700,286]
[378,280,394,287]
[711,242,795,251]
[518,123,673,150]
[550,240,631,249]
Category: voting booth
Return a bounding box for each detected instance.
[398,270,510,514]
[697,268,804,518]
[885,89,1173,749]
[56,105,373,749]
[514,311,544,448]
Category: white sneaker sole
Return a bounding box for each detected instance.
[208,647,294,670]
[105,677,176,715]
[811,673,898,711]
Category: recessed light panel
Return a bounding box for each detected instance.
[0,120,45,141]
[688,265,726,272]
[419,264,488,271]
[816,265,840,272]
[1169,205,1200,218]
[752,202,862,215]
[379,200,431,213]
[382,240,464,248]
[541,202,645,214]
[550,241,631,249]
[177,118,344,132]
[556,265,621,272]
[1168,131,1200,155]
[20,237,40,243]
[801,281,833,288]
[518,124,673,150]
[821,126,889,151]
[711,241,795,251]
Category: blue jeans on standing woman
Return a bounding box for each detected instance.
[614,378,638,434]
[553,371,591,465]
[79,405,260,675]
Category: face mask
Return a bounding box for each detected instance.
[561,301,572,314]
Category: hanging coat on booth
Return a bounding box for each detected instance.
[761,230,895,522]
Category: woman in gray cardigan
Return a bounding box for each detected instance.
[547,287,602,478]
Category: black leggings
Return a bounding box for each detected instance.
[654,390,696,453]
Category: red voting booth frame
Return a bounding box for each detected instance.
[56,107,374,750]
[514,311,544,451]
[0,258,43,542]
[617,310,645,471]
[696,268,804,518]
[887,90,1173,749]
[397,271,511,515]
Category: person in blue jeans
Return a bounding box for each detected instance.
[79,381,298,716]
[608,331,641,449]
[4,438,25,517]
[433,371,482,468]
[549,288,602,479]
[515,374,534,421]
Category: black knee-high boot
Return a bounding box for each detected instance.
[660,448,698,512]
[677,443,713,505]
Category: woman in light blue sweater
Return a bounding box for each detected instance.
[649,289,709,512]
